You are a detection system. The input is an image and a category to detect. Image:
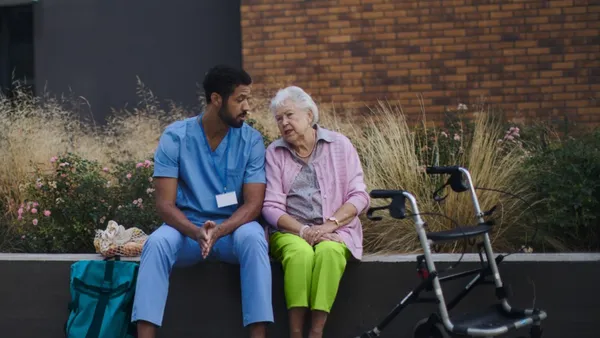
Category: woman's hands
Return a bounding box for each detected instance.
[299,225,319,245]
[316,232,343,243]
[299,224,343,245]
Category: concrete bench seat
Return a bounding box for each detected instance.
[1,253,599,337]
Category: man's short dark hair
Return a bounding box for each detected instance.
[203,65,252,104]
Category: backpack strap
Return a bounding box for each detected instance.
[85,258,116,338]
[125,263,139,337]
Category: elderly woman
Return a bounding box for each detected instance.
[262,86,370,338]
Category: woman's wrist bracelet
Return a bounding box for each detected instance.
[299,225,310,237]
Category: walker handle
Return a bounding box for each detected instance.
[426,166,461,175]
[370,189,406,199]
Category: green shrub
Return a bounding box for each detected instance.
[108,159,160,230]
[10,153,161,253]
[522,129,600,251]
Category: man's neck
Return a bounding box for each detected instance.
[202,105,229,141]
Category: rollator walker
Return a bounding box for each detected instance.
[357,166,547,338]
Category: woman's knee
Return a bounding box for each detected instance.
[285,243,315,263]
[314,241,348,265]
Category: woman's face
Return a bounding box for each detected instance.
[273,100,313,144]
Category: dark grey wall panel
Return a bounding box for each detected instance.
[33,0,242,122]
[1,256,598,337]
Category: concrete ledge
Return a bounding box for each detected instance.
[3,252,600,262]
[1,253,598,337]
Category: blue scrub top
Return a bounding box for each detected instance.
[153,114,266,226]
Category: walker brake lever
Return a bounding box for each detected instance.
[366,205,390,221]
[482,205,498,217]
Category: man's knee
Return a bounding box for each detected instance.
[232,221,267,250]
[142,224,183,259]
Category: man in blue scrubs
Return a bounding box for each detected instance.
[132,65,273,337]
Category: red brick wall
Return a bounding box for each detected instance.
[241,0,599,125]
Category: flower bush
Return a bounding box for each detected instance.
[109,158,160,230]
[9,153,161,253]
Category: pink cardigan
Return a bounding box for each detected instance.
[262,127,370,260]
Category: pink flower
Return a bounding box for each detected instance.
[32,219,38,226]
[144,160,152,167]
[43,210,51,217]
[18,208,23,215]
[17,215,22,221]
[136,163,144,168]
[505,126,520,138]
[32,202,39,207]
[50,156,58,163]
[31,208,38,214]
[102,167,109,172]
[126,173,132,179]
[453,134,461,141]
[133,200,138,205]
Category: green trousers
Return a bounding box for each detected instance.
[270,231,351,313]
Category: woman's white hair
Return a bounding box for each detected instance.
[269,86,319,126]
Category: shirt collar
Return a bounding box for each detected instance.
[272,124,334,149]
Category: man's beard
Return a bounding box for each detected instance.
[217,103,244,128]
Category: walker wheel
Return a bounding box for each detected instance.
[413,317,451,338]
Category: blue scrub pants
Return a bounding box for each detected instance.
[131,221,274,327]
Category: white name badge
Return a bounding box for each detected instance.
[216,191,238,208]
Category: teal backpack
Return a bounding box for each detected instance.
[65,257,139,338]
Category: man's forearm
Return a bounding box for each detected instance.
[157,203,199,239]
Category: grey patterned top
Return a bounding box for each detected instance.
[286,152,324,226]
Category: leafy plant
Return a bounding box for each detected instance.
[108,159,161,231]
[10,153,161,253]
[521,129,600,251]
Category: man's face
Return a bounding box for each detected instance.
[217,84,252,128]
